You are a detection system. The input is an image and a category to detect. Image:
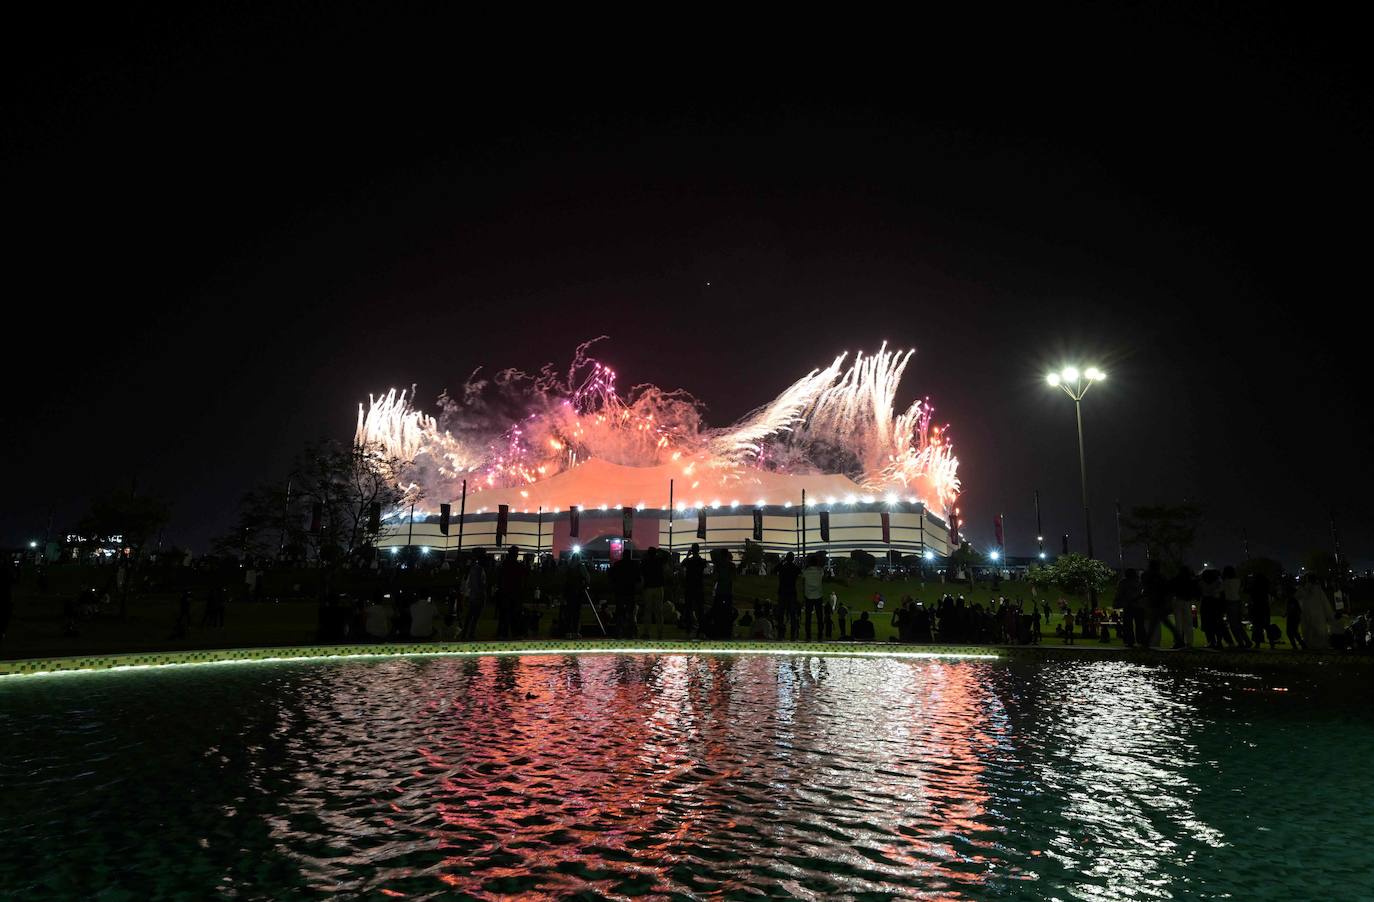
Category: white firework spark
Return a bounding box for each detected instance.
[354,341,961,513]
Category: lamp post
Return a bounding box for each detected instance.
[1046,365,1106,566]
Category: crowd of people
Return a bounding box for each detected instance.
[1107,561,1363,652]
[8,544,1370,656]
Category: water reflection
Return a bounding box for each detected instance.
[2,654,1371,899]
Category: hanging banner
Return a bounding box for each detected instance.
[696,510,707,540]
[438,503,450,536]
[949,510,960,546]
[569,505,580,539]
[622,506,634,539]
[496,504,509,546]
[993,514,1003,548]
[880,511,891,544]
[819,510,831,543]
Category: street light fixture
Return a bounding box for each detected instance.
[1046,365,1106,565]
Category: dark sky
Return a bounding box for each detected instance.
[4,6,1369,568]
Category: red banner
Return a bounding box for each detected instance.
[819,510,830,543]
[880,511,891,544]
[696,510,707,539]
[569,505,579,538]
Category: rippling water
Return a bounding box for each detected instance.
[2,654,1371,899]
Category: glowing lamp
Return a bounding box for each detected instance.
[1061,366,1079,382]
[1046,372,1061,386]
[1085,367,1105,381]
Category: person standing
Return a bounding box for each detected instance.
[682,544,707,637]
[1222,565,1249,649]
[1142,559,1178,649]
[1115,569,1145,648]
[773,552,801,640]
[801,552,826,641]
[1285,588,1304,650]
[1171,565,1198,649]
[461,550,488,640]
[641,547,666,638]
[1297,574,1336,651]
[560,551,590,637]
[1246,570,1273,650]
[609,547,641,639]
[496,546,525,640]
[703,547,737,639]
[1199,569,1225,648]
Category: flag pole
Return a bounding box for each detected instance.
[1034,489,1044,559]
[1115,500,1125,571]
[456,479,467,554]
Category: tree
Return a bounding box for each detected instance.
[849,549,877,577]
[741,539,764,571]
[78,487,171,617]
[79,488,170,559]
[213,481,304,561]
[1121,503,1202,566]
[220,439,410,565]
[948,542,982,585]
[1302,551,1339,579]
[1028,553,1115,598]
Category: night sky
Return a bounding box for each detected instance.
[4,7,1368,568]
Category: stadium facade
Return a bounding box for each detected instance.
[376,459,953,559]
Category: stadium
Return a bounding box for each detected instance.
[361,342,961,561]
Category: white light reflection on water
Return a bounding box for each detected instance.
[4,653,1372,899]
[1032,660,1227,900]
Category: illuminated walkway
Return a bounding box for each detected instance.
[2,638,1366,678]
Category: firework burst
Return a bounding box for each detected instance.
[355,339,960,512]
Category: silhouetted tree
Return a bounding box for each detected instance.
[1121,503,1202,566]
